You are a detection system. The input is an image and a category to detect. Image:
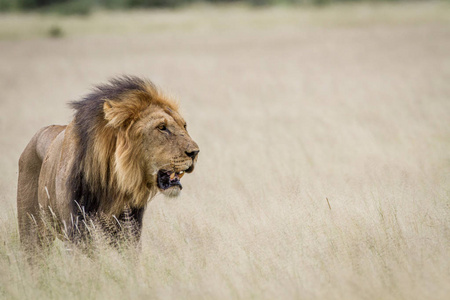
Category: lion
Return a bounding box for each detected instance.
[17,76,199,250]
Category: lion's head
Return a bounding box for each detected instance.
[70,76,199,216]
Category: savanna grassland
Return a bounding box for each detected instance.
[1,2,449,299]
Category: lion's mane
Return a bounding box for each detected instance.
[68,76,178,217]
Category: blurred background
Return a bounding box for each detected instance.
[1,1,449,299]
[2,0,436,14]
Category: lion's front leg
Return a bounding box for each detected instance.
[99,206,146,248]
[119,205,146,245]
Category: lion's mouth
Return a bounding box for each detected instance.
[157,170,185,191]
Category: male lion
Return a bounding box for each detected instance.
[17,76,199,250]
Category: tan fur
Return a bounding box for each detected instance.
[17,77,199,249]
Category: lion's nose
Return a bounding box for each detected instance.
[185,150,199,159]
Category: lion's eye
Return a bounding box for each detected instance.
[184,124,187,130]
[157,124,168,132]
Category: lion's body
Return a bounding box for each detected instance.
[17,76,199,250]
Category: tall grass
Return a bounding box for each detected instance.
[1,171,448,299]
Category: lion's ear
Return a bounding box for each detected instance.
[103,100,139,128]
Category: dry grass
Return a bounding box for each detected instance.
[1,2,450,299]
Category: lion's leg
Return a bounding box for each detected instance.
[17,128,47,253]
[105,206,146,248]
[125,206,146,245]
[17,126,65,253]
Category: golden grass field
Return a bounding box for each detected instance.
[1,2,449,299]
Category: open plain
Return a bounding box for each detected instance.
[0,2,449,299]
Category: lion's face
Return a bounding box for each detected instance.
[136,105,199,197]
